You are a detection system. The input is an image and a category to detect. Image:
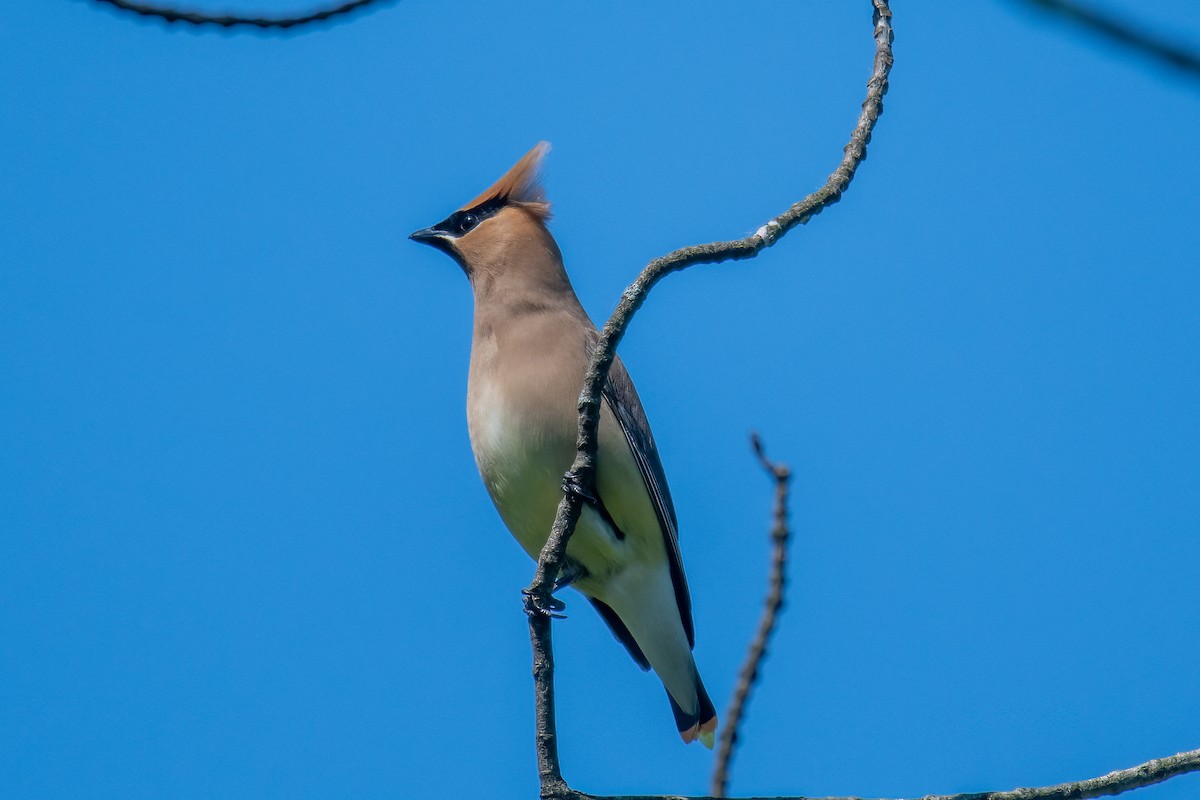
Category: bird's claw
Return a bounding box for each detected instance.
[522,588,567,619]
[561,471,598,506]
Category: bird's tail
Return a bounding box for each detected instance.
[597,565,718,747]
[668,672,718,748]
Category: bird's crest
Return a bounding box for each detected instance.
[461,141,551,221]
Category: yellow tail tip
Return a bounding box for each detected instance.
[680,717,717,748]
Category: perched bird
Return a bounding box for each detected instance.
[409,142,717,747]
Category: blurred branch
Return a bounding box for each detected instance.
[86,0,394,30]
[523,0,893,797]
[540,746,1200,800]
[1013,0,1200,81]
[710,435,792,798]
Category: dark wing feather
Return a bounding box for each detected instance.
[600,353,695,648]
[588,598,650,670]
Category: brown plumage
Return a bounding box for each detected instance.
[410,142,717,747]
[460,140,552,221]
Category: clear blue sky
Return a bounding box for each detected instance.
[2,1,1198,798]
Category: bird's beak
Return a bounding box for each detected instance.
[408,226,447,245]
[408,224,461,263]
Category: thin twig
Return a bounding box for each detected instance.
[710,438,787,800]
[1013,0,1200,80]
[86,0,393,30]
[541,746,1200,800]
[524,1,893,796]
[710,435,792,798]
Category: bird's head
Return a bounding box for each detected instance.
[409,142,555,279]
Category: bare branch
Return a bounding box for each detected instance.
[523,0,893,796]
[526,0,892,622]
[85,0,394,30]
[541,746,1200,800]
[1012,0,1200,81]
[528,609,568,797]
[710,435,792,798]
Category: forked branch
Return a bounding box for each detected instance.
[524,0,893,797]
[520,2,1200,799]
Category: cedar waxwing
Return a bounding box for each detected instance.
[409,143,717,747]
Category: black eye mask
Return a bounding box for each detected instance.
[437,196,508,238]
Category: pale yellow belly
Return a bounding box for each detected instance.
[468,389,664,595]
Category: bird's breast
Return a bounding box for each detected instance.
[466,360,642,583]
[466,358,579,558]
[464,316,667,588]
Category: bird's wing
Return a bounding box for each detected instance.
[600,353,695,648]
[587,597,650,670]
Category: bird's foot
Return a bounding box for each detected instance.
[522,587,567,619]
[560,471,598,506]
[553,559,587,593]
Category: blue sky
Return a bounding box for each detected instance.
[2,1,1199,798]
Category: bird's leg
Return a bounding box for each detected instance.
[553,558,587,593]
[521,473,598,618]
[523,558,586,619]
[522,587,566,618]
[562,470,627,542]
[561,470,599,505]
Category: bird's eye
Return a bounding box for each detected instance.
[458,213,479,234]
